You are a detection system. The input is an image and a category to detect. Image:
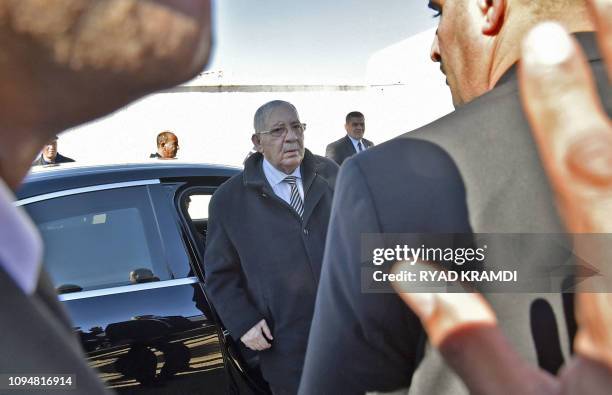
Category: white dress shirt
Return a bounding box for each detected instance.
[348,135,367,153]
[0,179,42,294]
[262,158,304,205]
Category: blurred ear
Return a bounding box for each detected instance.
[251,134,262,152]
[344,123,350,133]
[481,0,505,36]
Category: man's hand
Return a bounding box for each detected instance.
[240,319,273,351]
[394,0,612,393]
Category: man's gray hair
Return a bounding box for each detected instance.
[253,100,299,133]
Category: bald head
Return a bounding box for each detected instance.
[156,131,179,159]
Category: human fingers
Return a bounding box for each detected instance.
[574,293,612,369]
[519,20,612,369]
[392,263,558,395]
[587,0,612,76]
[254,330,271,350]
[261,320,274,341]
[559,355,612,395]
[241,320,267,350]
[519,22,612,234]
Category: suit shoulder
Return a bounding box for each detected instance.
[58,154,75,163]
[347,135,460,182]
[327,136,346,148]
[311,154,339,189]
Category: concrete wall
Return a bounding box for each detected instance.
[56,28,453,168]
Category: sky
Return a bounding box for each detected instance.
[59,1,452,167]
[207,0,438,84]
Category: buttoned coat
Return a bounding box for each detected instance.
[325,135,374,166]
[204,149,338,392]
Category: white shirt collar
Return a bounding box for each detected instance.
[0,178,42,294]
[262,157,302,187]
[347,135,364,150]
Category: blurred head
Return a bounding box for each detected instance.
[0,0,212,189]
[427,0,592,107]
[345,111,365,140]
[42,136,59,162]
[252,101,305,174]
[156,131,179,159]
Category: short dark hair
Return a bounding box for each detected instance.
[345,111,364,123]
[156,130,176,147]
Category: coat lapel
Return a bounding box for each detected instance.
[343,135,357,155]
[243,153,297,215]
[244,151,323,224]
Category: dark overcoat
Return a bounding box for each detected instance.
[204,149,338,392]
[325,135,374,166]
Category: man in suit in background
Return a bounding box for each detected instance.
[32,135,75,166]
[0,0,212,392]
[325,111,374,165]
[300,0,606,394]
[205,100,338,394]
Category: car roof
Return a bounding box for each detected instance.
[17,162,241,200]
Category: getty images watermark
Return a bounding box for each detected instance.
[360,233,610,293]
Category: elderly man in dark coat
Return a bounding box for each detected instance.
[204,100,339,394]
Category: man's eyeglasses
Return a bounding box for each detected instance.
[257,123,306,138]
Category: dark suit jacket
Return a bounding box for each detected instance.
[32,153,75,166]
[300,33,610,394]
[0,268,109,394]
[325,135,374,165]
[204,149,338,392]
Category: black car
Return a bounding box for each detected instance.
[17,163,271,394]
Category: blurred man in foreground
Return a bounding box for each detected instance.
[301,0,607,393]
[0,0,212,392]
[32,135,75,166]
[150,130,179,159]
[396,3,612,392]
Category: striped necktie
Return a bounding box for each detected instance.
[284,176,304,218]
[357,141,364,152]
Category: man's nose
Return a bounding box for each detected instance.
[285,127,300,141]
[430,31,441,63]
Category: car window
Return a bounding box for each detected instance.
[180,190,215,263]
[186,194,212,220]
[24,186,172,292]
